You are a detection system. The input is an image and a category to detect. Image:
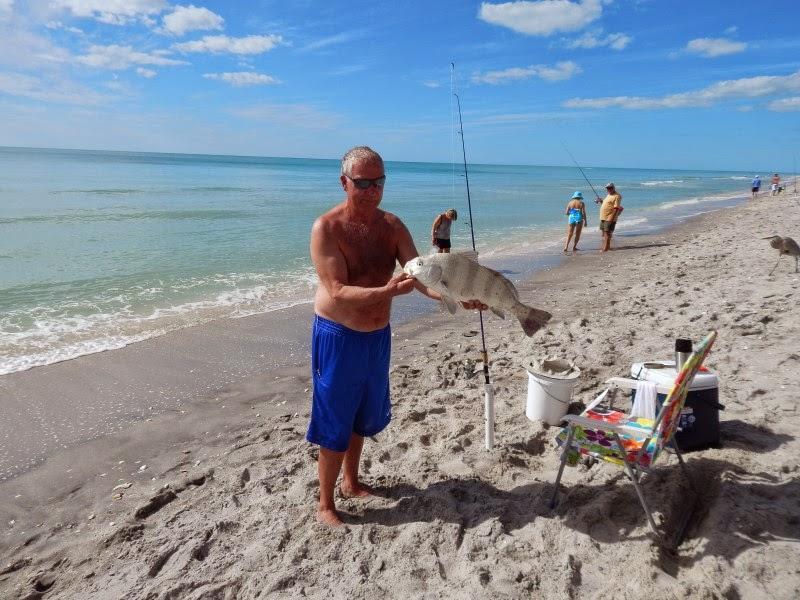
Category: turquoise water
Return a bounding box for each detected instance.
[0,146,753,374]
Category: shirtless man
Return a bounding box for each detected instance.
[771,173,781,196]
[308,146,485,526]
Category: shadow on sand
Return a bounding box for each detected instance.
[611,241,674,251]
[355,451,797,574]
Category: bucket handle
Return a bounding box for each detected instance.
[530,377,572,405]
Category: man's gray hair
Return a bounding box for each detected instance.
[341,146,383,176]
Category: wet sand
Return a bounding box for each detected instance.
[1,193,799,599]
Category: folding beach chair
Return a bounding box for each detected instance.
[550,331,717,544]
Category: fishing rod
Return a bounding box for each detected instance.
[451,62,495,451]
[561,142,603,202]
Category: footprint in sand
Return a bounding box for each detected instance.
[406,406,446,423]
[377,442,410,463]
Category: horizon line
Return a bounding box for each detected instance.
[0,144,761,174]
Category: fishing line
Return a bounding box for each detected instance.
[560,141,603,202]
[450,67,457,206]
[451,62,496,450]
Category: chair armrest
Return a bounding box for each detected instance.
[563,413,656,438]
[606,377,671,395]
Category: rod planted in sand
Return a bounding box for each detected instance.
[452,62,495,450]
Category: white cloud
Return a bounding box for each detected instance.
[768,97,800,112]
[479,0,602,36]
[76,44,188,69]
[686,37,747,58]
[161,4,223,36]
[173,34,283,55]
[0,0,14,20]
[566,29,631,50]
[229,103,342,129]
[301,31,364,52]
[50,0,167,26]
[422,80,441,88]
[136,67,156,78]
[45,21,85,35]
[0,27,72,69]
[563,70,800,110]
[0,71,108,104]
[473,61,581,84]
[203,72,280,86]
[328,64,369,76]
[724,26,738,35]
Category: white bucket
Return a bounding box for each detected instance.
[525,359,580,426]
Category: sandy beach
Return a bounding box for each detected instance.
[2,194,799,599]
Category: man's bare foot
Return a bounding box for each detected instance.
[562,248,568,253]
[317,508,344,527]
[339,482,373,499]
[572,247,580,252]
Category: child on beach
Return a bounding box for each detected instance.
[563,191,588,253]
[431,208,458,253]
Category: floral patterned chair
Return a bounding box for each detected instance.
[550,331,717,542]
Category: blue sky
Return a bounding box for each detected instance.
[1,0,798,171]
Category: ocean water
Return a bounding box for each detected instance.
[0,146,755,375]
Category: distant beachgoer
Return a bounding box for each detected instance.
[599,182,623,253]
[563,191,588,253]
[307,146,486,527]
[751,175,761,198]
[431,208,458,253]
[771,173,781,196]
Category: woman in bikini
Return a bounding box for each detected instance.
[564,191,588,253]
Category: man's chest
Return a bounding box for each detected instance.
[339,223,397,282]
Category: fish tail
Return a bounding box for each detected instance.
[514,303,552,337]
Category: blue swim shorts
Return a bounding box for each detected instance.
[306,315,392,452]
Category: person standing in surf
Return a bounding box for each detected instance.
[307,146,486,527]
[751,175,761,198]
[431,208,458,253]
[563,191,588,253]
[598,182,623,252]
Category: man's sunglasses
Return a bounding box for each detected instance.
[345,174,386,190]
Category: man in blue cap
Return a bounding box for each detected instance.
[564,190,588,252]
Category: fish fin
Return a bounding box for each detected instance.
[515,303,552,337]
[441,295,459,314]
[426,264,443,285]
[490,307,506,319]
[452,249,479,262]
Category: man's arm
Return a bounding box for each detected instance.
[431,214,443,243]
[311,218,414,304]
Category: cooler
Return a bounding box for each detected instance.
[630,361,723,452]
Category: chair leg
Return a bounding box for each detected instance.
[550,426,575,509]
[614,434,660,538]
[673,443,697,494]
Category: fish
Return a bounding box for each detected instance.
[403,251,551,336]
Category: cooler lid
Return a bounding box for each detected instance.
[631,361,718,390]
